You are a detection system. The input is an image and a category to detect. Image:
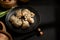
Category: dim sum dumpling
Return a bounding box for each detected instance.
[27,17,34,23]
[22,20,30,29]
[12,19,22,27]
[22,9,30,16]
[16,9,22,18]
[23,9,30,14]
[10,15,22,27]
[10,15,16,21]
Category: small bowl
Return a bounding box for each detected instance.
[0,0,17,9]
[0,21,13,40]
[5,5,40,33]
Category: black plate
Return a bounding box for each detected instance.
[5,5,40,33]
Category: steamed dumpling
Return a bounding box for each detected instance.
[14,19,22,27]
[16,9,22,18]
[27,17,34,23]
[10,15,22,27]
[22,9,30,16]
[22,20,30,29]
[10,15,16,21]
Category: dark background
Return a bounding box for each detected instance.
[0,0,58,40]
[21,0,57,40]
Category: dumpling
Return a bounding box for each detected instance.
[27,17,34,23]
[22,20,30,29]
[12,19,22,27]
[10,15,16,22]
[10,15,22,27]
[22,9,30,16]
[22,9,30,14]
[22,10,28,16]
[16,9,22,18]
[22,9,35,17]
[24,13,31,21]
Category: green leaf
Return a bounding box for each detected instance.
[0,10,8,18]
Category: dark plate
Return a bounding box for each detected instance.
[5,5,40,33]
